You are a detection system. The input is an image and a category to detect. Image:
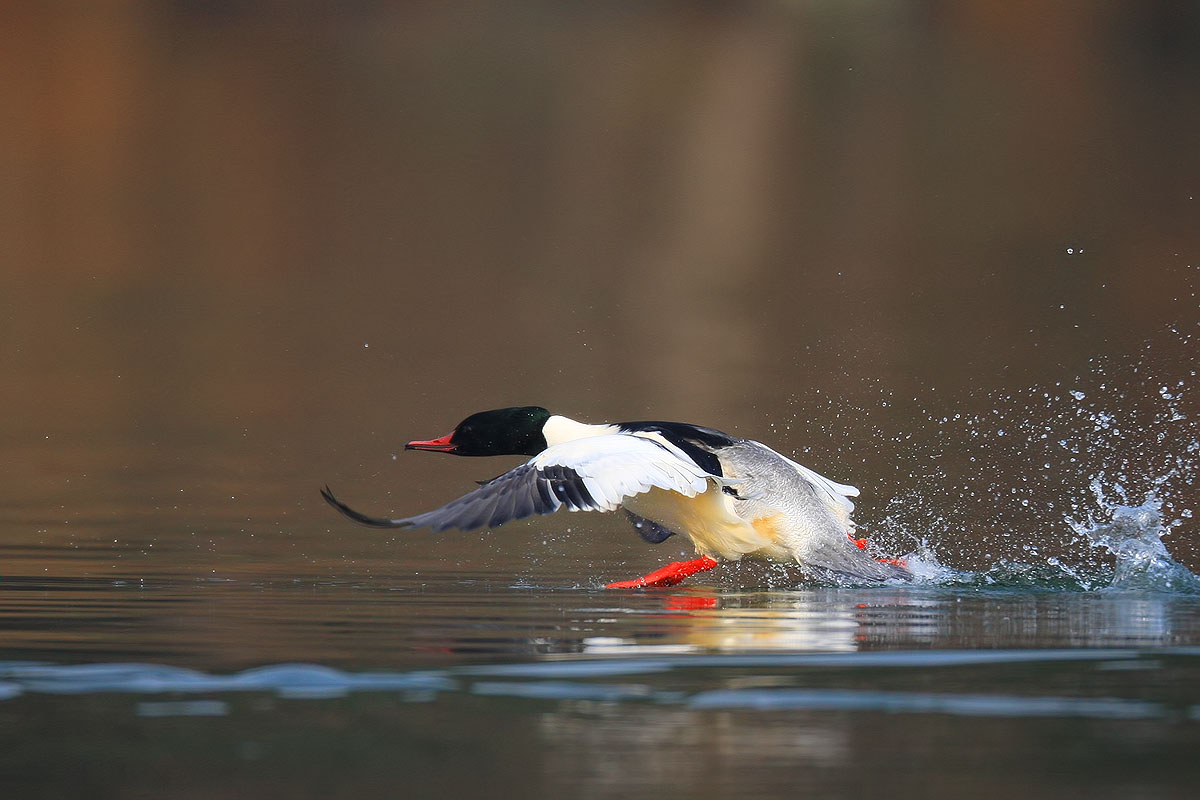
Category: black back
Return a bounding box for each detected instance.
[616,420,738,476]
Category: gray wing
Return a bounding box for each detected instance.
[718,441,908,582]
[747,441,859,525]
[321,463,599,533]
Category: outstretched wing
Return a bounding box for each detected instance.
[760,444,860,524]
[321,434,720,533]
[320,464,559,532]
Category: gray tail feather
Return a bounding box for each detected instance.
[804,540,912,583]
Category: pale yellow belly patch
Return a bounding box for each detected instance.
[624,486,791,561]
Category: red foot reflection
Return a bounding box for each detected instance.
[662,594,719,611]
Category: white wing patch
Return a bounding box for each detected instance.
[532,434,715,511]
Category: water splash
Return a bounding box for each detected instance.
[812,326,1200,593]
[1070,493,1200,593]
[859,496,1200,593]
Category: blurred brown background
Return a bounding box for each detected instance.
[1,1,1197,575]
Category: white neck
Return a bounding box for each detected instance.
[542,415,617,446]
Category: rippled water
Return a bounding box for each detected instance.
[5,2,1200,798]
[5,509,1200,797]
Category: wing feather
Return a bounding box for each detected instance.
[753,442,860,522]
[322,434,720,533]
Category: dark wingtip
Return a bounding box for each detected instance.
[319,484,413,529]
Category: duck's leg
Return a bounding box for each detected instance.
[605,556,720,589]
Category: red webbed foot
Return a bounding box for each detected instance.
[605,556,720,589]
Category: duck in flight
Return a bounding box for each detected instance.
[321,406,909,588]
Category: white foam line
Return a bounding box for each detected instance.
[460,648,1142,678]
[687,688,1165,719]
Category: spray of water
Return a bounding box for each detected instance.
[1069,490,1200,593]
[806,326,1200,592]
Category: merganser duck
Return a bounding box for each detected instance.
[321,407,910,587]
